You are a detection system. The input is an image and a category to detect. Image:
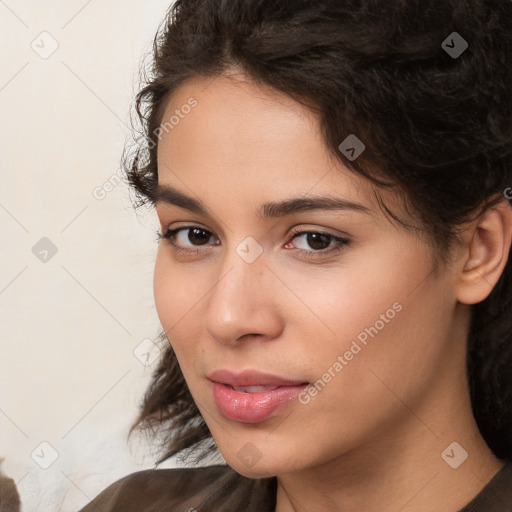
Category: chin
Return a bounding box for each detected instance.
[227,459,281,479]
[219,445,304,479]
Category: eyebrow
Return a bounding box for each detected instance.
[154,183,372,219]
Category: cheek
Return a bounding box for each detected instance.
[296,256,412,347]
[316,275,455,423]
[153,252,173,324]
[153,251,200,361]
[153,249,194,323]
[153,254,174,325]
[304,247,449,389]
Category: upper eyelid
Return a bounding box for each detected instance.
[155,204,359,232]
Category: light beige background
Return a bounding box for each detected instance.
[0,1,183,510]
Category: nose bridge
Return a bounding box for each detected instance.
[203,236,282,343]
[211,236,266,310]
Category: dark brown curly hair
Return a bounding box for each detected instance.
[123,0,512,465]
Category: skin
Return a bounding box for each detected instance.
[153,72,512,512]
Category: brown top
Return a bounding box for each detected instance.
[77,461,512,512]
[0,468,21,512]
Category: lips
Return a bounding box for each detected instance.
[207,369,308,388]
[207,369,310,423]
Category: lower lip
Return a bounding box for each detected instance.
[211,381,309,423]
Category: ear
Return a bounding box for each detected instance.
[455,198,512,305]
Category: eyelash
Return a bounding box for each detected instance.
[155,225,350,260]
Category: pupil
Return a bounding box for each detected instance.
[308,233,329,250]
[189,228,210,245]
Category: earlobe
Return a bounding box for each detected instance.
[456,199,512,305]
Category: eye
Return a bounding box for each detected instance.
[156,225,350,259]
[156,226,218,254]
[285,228,350,260]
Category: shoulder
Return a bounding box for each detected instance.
[77,464,276,512]
[461,461,512,512]
[77,465,235,512]
[113,464,234,494]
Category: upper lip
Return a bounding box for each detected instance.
[207,369,309,387]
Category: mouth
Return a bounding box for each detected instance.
[207,368,309,388]
[207,369,310,423]
[225,384,282,393]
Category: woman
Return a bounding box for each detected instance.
[78,0,512,510]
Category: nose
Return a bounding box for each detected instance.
[202,246,284,347]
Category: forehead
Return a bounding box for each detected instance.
[156,74,405,226]
[157,73,331,174]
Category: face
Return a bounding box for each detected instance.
[153,74,460,478]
